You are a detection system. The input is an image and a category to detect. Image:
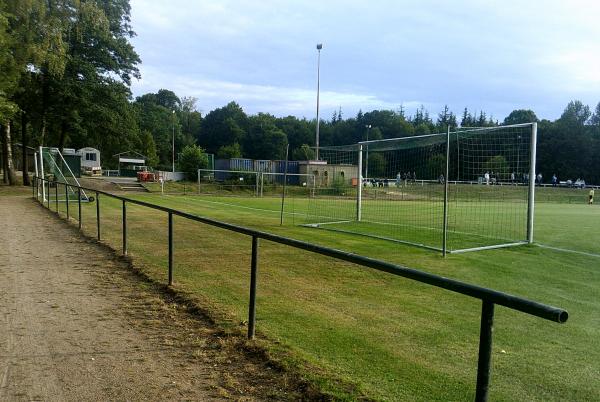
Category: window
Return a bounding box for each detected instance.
[85,152,97,162]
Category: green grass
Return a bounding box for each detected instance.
[44,188,600,401]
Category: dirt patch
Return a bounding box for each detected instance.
[0,195,314,401]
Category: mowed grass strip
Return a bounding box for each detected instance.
[68,191,599,401]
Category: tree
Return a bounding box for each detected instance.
[178,144,208,180]
[461,108,475,127]
[244,113,288,160]
[275,115,312,150]
[591,102,600,127]
[560,100,591,127]
[199,101,248,153]
[503,109,538,125]
[139,130,159,168]
[217,143,242,159]
[436,105,457,130]
[292,144,315,161]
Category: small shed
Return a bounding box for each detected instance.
[299,160,359,187]
[77,147,101,175]
[114,151,147,177]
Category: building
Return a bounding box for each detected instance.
[298,160,359,187]
[77,147,101,175]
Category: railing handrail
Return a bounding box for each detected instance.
[39,177,567,324]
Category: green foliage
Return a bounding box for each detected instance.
[178,144,208,179]
[504,109,538,125]
[217,142,242,159]
[483,155,509,179]
[367,152,386,177]
[139,130,159,168]
[330,173,349,193]
[199,101,248,153]
[245,113,288,160]
[292,144,315,161]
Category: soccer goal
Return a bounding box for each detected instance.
[36,147,92,202]
[197,169,260,196]
[305,123,537,255]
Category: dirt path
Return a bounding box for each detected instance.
[0,196,302,401]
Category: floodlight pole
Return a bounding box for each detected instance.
[315,43,323,160]
[527,122,537,243]
[365,125,371,179]
[172,110,175,173]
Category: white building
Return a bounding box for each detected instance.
[77,147,101,175]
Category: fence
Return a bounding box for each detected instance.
[32,176,568,401]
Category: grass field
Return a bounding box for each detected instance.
[42,185,599,401]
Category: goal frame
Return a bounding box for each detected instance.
[308,122,537,255]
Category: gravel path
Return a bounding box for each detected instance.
[0,196,301,401]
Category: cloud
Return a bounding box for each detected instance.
[133,66,424,117]
[129,0,600,120]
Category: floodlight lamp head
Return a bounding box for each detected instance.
[316,43,323,50]
[366,124,371,129]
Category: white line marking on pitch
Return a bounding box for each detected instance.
[536,244,600,259]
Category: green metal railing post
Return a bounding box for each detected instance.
[168,212,173,286]
[122,200,127,255]
[78,187,82,230]
[65,183,70,219]
[475,301,495,402]
[248,236,259,339]
[96,191,100,241]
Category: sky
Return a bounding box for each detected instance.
[129,0,600,122]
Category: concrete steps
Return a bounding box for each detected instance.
[110,179,149,192]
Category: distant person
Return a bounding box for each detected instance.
[589,188,594,205]
[551,174,558,187]
[484,171,490,185]
[396,172,402,187]
[510,171,515,184]
[438,174,445,184]
[537,172,543,185]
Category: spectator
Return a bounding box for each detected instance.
[551,174,558,187]
[484,171,490,185]
[537,172,543,185]
[589,188,594,205]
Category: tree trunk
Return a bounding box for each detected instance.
[58,119,67,153]
[2,120,17,185]
[22,112,30,186]
[1,123,7,184]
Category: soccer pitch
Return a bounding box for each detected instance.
[70,190,599,401]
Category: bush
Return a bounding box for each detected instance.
[178,145,209,180]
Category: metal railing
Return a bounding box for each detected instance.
[32,176,568,401]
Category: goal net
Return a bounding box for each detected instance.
[259,172,316,197]
[198,169,260,196]
[305,123,537,254]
